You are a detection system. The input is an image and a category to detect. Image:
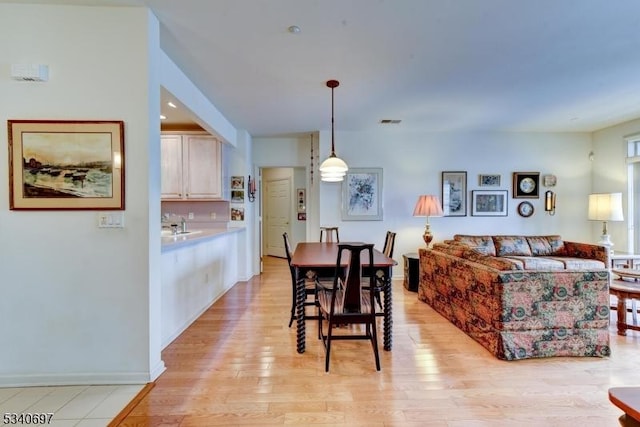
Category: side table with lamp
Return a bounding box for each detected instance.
[588,192,624,255]
[412,194,444,246]
[406,195,444,292]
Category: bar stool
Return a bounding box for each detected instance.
[320,226,340,242]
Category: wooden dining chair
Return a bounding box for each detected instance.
[283,232,319,327]
[319,226,340,243]
[375,231,396,307]
[362,231,396,310]
[318,243,380,372]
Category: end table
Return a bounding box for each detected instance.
[403,253,419,292]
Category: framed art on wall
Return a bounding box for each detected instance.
[341,167,383,220]
[8,120,125,210]
[231,176,244,189]
[479,174,501,187]
[513,172,540,198]
[517,201,535,217]
[471,190,508,216]
[442,171,467,216]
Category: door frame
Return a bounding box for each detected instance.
[259,166,309,270]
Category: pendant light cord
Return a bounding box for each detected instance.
[327,80,339,157]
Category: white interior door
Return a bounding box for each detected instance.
[265,177,292,258]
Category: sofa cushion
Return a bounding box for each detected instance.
[493,236,532,256]
[503,256,565,270]
[527,235,566,256]
[453,235,496,256]
[431,242,466,258]
[545,257,605,270]
[462,249,524,270]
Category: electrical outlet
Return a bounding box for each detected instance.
[210,212,217,220]
[188,212,194,219]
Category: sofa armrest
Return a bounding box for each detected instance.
[563,241,610,266]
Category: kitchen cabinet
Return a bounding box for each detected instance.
[161,133,223,200]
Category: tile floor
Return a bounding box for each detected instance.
[0,384,144,426]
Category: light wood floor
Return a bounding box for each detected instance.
[117,256,640,426]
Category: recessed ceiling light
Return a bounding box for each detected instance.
[288,25,301,34]
[160,114,166,120]
[167,101,177,108]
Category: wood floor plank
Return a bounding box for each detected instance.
[114,256,640,426]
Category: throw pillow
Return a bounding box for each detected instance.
[453,234,496,256]
[493,235,533,256]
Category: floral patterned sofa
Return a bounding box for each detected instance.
[418,235,611,360]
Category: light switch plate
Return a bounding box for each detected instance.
[97,212,125,228]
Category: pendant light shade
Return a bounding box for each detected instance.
[320,79,348,182]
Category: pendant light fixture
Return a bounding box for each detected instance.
[320,79,348,182]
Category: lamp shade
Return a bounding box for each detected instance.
[319,155,348,175]
[588,193,624,221]
[413,195,444,217]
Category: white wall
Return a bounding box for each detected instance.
[0,4,163,386]
[592,117,640,252]
[226,129,255,280]
[254,130,595,272]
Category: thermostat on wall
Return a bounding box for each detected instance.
[11,64,49,81]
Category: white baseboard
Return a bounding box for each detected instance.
[150,360,166,381]
[0,372,150,388]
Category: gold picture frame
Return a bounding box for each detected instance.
[8,120,125,210]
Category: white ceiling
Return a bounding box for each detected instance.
[10,0,640,136]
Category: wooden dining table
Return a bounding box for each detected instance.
[290,241,396,354]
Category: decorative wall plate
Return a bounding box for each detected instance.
[513,172,540,198]
[517,201,534,217]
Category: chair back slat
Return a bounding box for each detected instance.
[382,231,396,258]
[320,226,340,242]
[332,243,375,314]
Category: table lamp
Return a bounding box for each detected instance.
[588,192,624,250]
[413,195,444,246]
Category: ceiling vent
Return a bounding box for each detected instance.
[380,119,402,124]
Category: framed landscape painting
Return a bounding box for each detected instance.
[341,168,383,220]
[471,190,508,216]
[8,120,125,210]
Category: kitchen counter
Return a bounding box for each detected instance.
[161,226,245,252]
[160,224,245,348]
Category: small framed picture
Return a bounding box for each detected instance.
[230,205,244,221]
[479,174,501,187]
[442,171,467,216]
[231,176,244,189]
[513,172,540,198]
[231,190,244,202]
[543,174,557,187]
[471,190,508,216]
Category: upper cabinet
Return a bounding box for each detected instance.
[161,133,223,200]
